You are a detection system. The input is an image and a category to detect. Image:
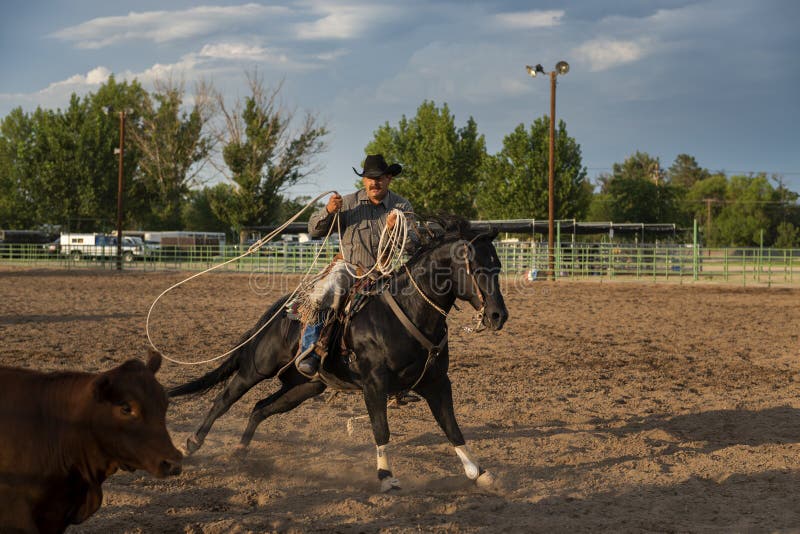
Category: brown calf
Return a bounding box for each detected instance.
[0,350,182,533]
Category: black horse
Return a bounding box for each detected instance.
[169,217,508,491]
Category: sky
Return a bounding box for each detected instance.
[1,0,799,198]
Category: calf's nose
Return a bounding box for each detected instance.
[160,459,182,477]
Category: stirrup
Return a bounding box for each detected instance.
[295,346,321,378]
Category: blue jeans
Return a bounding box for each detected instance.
[300,322,323,355]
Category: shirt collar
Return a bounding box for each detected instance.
[357,188,392,209]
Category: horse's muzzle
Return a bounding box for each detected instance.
[483,307,508,331]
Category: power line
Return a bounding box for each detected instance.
[586,167,800,176]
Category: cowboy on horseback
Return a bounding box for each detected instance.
[295,154,416,375]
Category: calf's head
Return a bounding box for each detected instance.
[91,350,182,477]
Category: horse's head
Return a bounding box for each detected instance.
[414,217,508,331]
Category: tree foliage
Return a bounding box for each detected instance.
[592,151,680,224]
[365,101,485,217]
[209,75,328,232]
[0,76,148,231]
[477,117,590,220]
[668,153,710,189]
[128,78,214,229]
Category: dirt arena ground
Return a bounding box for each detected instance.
[2,267,800,533]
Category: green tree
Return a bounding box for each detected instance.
[0,76,148,232]
[210,75,328,232]
[182,185,232,237]
[365,101,486,217]
[711,174,782,246]
[668,154,710,189]
[774,222,800,248]
[477,117,590,220]
[597,152,679,223]
[128,79,214,229]
[80,76,149,231]
[682,173,727,240]
[0,107,37,228]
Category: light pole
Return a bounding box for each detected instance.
[526,61,569,281]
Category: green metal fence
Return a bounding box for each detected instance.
[1,242,798,285]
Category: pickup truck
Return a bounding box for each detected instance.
[59,233,148,262]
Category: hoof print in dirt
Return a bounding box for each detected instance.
[380,477,402,492]
[475,470,496,490]
[231,445,250,462]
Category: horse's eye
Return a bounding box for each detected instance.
[119,402,133,416]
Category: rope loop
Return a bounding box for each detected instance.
[146,191,338,365]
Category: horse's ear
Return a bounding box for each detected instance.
[485,227,499,241]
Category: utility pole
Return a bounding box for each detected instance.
[704,198,713,241]
[115,110,126,271]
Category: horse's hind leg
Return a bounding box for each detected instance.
[185,371,263,455]
[236,380,327,452]
[415,375,495,489]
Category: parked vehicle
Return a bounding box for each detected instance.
[59,233,148,262]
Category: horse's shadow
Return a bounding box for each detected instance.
[608,405,800,453]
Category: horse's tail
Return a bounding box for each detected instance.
[168,294,292,398]
[167,350,241,398]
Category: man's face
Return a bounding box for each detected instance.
[362,174,393,204]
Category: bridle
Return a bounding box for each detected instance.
[463,236,489,332]
[402,237,491,328]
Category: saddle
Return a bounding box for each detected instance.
[285,274,387,387]
[316,275,386,360]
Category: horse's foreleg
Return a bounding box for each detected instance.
[238,380,326,451]
[415,376,495,488]
[185,372,260,455]
[363,378,400,492]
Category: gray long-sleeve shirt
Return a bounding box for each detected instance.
[308,189,416,269]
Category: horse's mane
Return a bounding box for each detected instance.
[407,214,485,264]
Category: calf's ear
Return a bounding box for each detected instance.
[146,349,162,374]
[94,374,114,403]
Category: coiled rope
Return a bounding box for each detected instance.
[338,208,409,279]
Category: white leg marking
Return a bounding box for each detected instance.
[377,445,401,492]
[454,445,480,480]
[376,444,391,472]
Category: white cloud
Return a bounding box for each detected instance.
[0,38,324,114]
[293,1,397,40]
[199,42,290,64]
[572,38,649,72]
[314,49,349,61]
[493,10,564,30]
[51,4,289,49]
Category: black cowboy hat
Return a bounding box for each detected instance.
[352,154,402,178]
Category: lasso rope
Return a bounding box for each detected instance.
[338,208,410,279]
[146,190,338,365]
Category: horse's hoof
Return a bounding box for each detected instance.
[181,436,201,456]
[475,470,496,489]
[380,477,401,492]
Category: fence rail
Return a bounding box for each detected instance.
[1,242,799,285]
